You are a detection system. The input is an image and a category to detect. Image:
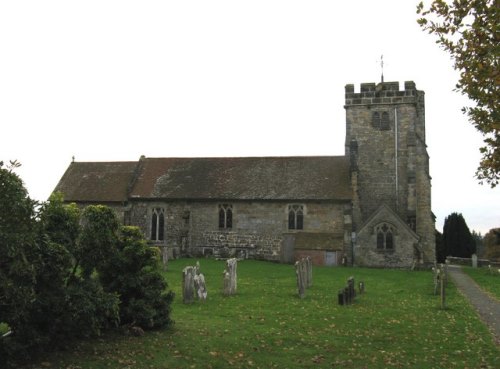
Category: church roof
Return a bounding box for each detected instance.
[54,161,138,203]
[54,156,352,202]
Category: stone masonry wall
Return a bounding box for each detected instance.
[128,200,348,262]
[345,81,435,266]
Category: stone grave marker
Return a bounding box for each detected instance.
[294,257,312,298]
[182,266,196,304]
[223,258,237,296]
[471,253,478,268]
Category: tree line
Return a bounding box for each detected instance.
[436,212,499,263]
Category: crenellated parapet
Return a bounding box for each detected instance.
[345,81,422,106]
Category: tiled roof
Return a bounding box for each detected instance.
[54,161,138,202]
[129,156,351,201]
[54,156,352,202]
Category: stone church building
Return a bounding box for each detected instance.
[54,81,435,267]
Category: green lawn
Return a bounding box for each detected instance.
[462,266,500,301]
[28,259,499,369]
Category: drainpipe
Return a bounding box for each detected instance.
[351,231,356,266]
[394,108,399,210]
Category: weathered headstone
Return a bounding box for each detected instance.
[223,258,237,296]
[295,261,306,298]
[182,266,196,304]
[161,246,169,269]
[294,258,313,298]
[347,276,355,301]
[471,253,478,268]
[193,261,207,301]
[358,281,365,294]
[338,289,345,305]
[306,257,313,288]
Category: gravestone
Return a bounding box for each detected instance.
[294,258,312,298]
[161,246,168,269]
[182,266,196,304]
[295,260,306,298]
[358,281,365,294]
[223,258,237,296]
[306,257,313,288]
[338,276,361,305]
[471,254,478,268]
[194,261,207,301]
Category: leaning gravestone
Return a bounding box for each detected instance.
[294,257,313,298]
[223,258,237,296]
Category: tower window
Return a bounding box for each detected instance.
[375,223,395,250]
[288,204,304,230]
[151,208,165,241]
[219,204,233,229]
[372,111,391,131]
[381,112,390,130]
[372,112,381,129]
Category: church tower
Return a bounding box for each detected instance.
[345,81,435,267]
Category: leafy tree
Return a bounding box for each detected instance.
[78,205,120,278]
[483,228,500,261]
[1,180,119,367]
[98,226,175,329]
[417,0,500,187]
[0,162,38,358]
[443,212,476,258]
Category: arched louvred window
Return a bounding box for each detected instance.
[381,111,390,130]
[372,112,381,129]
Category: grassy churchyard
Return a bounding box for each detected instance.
[463,266,500,301]
[30,259,499,369]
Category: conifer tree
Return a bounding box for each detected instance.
[442,212,476,258]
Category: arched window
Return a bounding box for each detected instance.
[151,208,165,241]
[219,204,233,229]
[377,232,385,249]
[288,204,304,230]
[374,223,395,250]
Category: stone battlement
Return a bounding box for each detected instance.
[345,81,421,106]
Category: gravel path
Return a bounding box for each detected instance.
[448,265,500,345]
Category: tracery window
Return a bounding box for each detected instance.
[219,204,233,229]
[375,223,395,250]
[288,204,304,230]
[151,208,165,241]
